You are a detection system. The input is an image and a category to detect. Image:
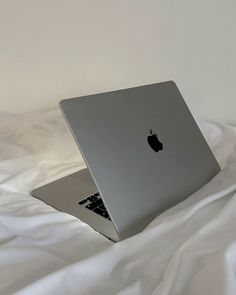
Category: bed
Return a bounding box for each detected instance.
[0,109,236,294]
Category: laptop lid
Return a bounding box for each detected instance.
[60,81,220,240]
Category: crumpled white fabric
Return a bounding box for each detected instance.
[0,110,236,295]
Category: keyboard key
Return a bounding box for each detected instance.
[87,195,98,202]
[93,207,109,219]
[86,198,103,210]
[99,205,106,211]
[94,192,100,197]
[78,199,87,205]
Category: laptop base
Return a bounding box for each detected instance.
[31,169,119,242]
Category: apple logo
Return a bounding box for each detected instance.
[147,129,163,152]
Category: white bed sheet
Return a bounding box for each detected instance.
[0,110,236,295]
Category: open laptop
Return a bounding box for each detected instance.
[31,81,220,241]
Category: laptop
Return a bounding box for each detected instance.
[31,81,220,242]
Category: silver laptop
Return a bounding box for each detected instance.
[31,81,220,242]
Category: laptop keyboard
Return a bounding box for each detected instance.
[78,192,111,220]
